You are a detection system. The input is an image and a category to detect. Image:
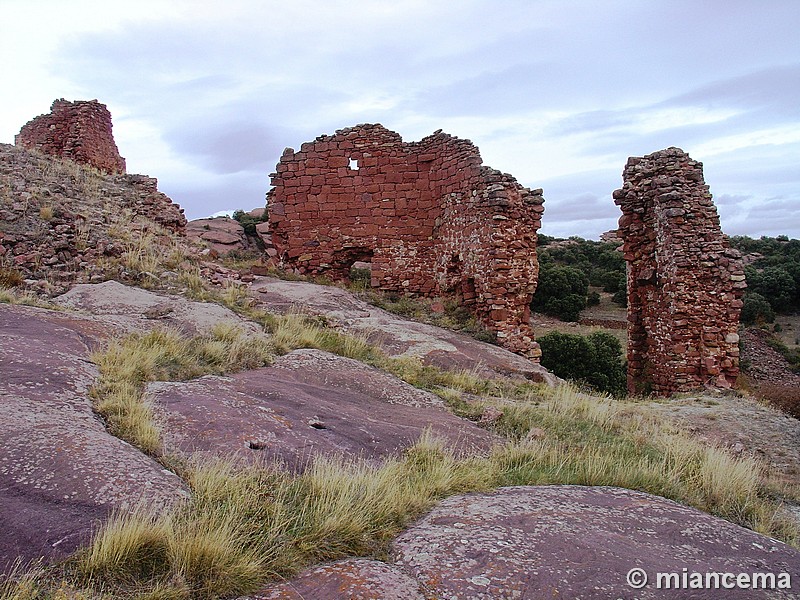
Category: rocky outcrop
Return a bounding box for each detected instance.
[267,124,544,358]
[55,280,258,335]
[0,144,186,292]
[250,485,800,599]
[249,277,557,384]
[15,99,126,174]
[613,148,745,396]
[149,349,496,469]
[186,217,257,256]
[0,304,188,570]
[245,559,425,599]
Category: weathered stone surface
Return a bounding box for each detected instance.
[644,393,800,488]
[0,144,186,292]
[250,277,557,384]
[187,217,258,256]
[15,99,126,174]
[392,485,800,599]
[267,124,544,358]
[149,349,497,469]
[243,559,425,599]
[55,280,258,336]
[614,148,745,395]
[0,304,188,570]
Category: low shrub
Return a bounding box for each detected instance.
[538,330,627,396]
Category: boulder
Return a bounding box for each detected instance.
[55,280,259,336]
[149,349,497,469]
[392,485,800,599]
[250,277,557,384]
[240,559,424,600]
[186,217,255,256]
[0,304,188,570]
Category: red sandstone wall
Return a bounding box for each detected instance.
[267,124,544,358]
[613,147,745,396]
[15,99,126,174]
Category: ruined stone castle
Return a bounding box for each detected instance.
[266,124,545,357]
[614,148,745,395]
[8,98,748,391]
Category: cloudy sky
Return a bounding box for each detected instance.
[1,1,798,239]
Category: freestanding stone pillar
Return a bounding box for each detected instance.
[613,147,746,396]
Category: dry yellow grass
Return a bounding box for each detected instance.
[91,324,274,454]
[6,277,797,598]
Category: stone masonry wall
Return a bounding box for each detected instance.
[15,99,126,174]
[613,147,745,396]
[267,124,544,358]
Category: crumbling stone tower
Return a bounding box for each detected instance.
[613,147,746,395]
[267,124,544,358]
[16,99,126,174]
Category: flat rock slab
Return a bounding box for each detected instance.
[149,349,497,469]
[392,485,800,599]
[0,304,188,571]
[186,217,256,256]
[644,394,800,488]
[55,280,258,336]
[243,559,425,600]
[250,277,557,384]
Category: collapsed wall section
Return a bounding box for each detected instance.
[266,124,544,357]
[613,147,745,395]
[15,99,127,174]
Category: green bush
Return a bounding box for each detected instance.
[538,330,627,396]
[587,291,601,306]
[612,288,627,307]
[533,265,588,321]
[740,292,775,326]
[745,266,796,313]
[232,209,267,237]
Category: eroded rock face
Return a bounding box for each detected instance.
[243,559,425,600]
[15,99,126,174]
[392,486,800,599]
[267,124,544,358]
[186,217,257,256]
[249,277,557,384]
[250,485,800,599]
[613,148,745,396]
[149,349,497,469]
[55,280,259,336]
[0,304,188,570]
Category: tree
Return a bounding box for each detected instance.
[538,330,627,396]
[532,265,589,321]
[740,292,775,326]
[746,266,796,313]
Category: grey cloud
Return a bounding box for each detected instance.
[664,64,800,115]
[163,120,289,175]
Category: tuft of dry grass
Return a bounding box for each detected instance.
[0,267,25,289]
[91,324,275,454]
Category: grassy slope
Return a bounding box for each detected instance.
[2,282,798,599]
